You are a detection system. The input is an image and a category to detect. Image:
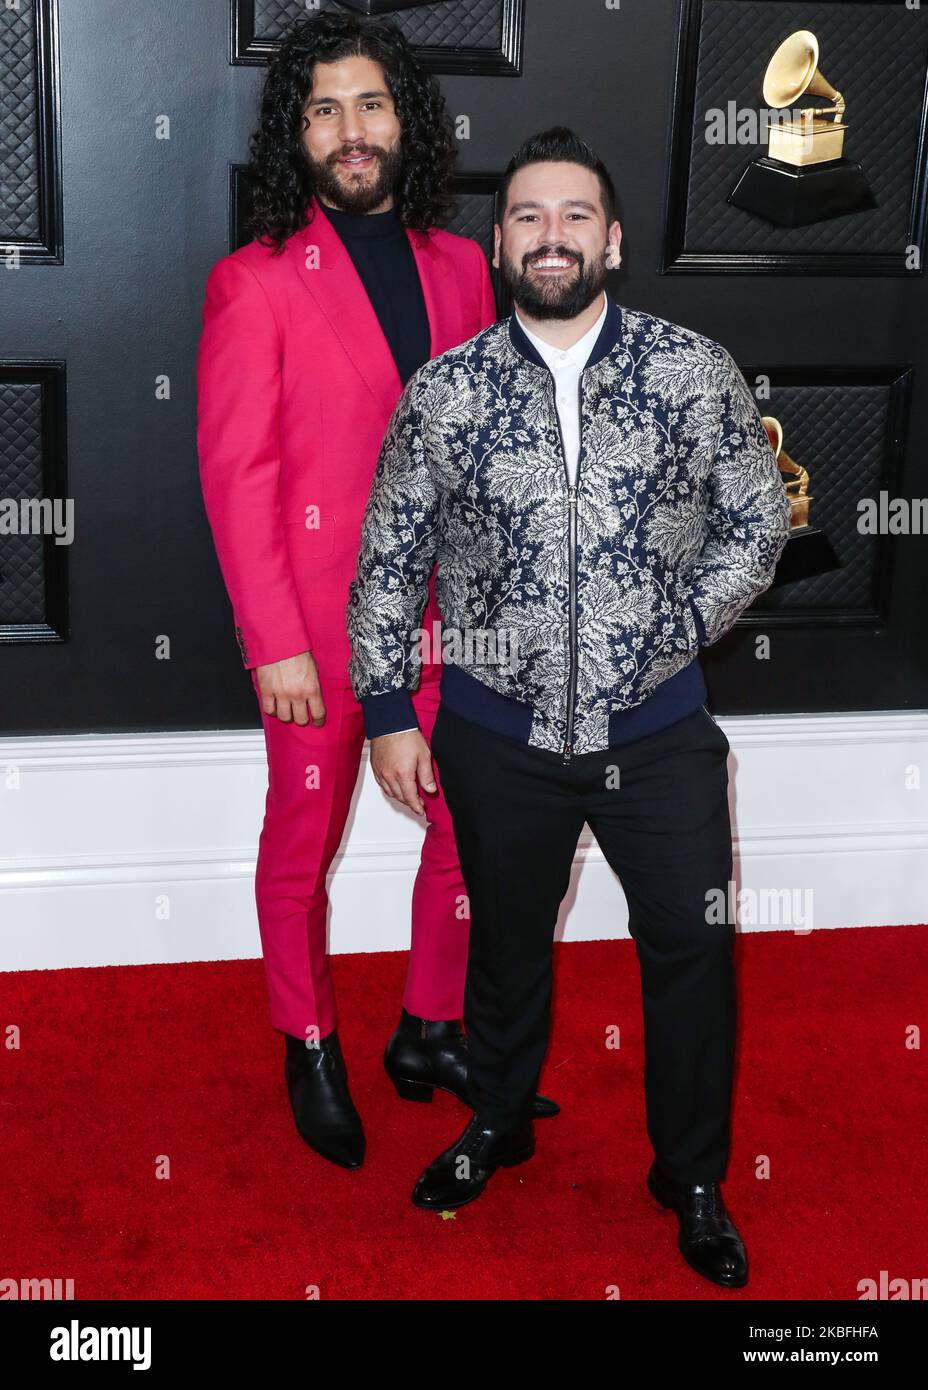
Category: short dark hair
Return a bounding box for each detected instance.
[496,126,617,226]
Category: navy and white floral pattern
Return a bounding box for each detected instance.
[347,301,792,755]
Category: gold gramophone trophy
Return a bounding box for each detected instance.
[729,30,877,227]
[761,416,840,587]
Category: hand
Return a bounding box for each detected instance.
[370,730,437,815]
[254,651,325,726]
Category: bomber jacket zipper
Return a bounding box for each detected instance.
[546,371,584,764]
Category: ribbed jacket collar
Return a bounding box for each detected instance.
[507,291,623,370]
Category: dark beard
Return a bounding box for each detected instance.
[305,141,403,215]
[500,244,608,320]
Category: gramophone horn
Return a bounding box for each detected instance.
[762,30,845,121]
[761,416,812,528]
[761,415,783,457]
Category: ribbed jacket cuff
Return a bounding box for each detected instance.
[360,690,419,739]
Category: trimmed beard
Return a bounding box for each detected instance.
[305,141,404,215]
[500,244,608,321]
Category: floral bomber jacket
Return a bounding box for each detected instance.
[346,293,792,759]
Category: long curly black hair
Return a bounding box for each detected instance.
[244,9,457,253]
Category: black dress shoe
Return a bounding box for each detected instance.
[412,1113,535,1210]
[647,1160,749,1288]
[284,1030,365,1170]
[384,1008,560,1119]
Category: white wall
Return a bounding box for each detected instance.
[0,712,926,972]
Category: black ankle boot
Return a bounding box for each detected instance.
[384,1007,560,1119]
[284,1030,365,1169]
[412,1113,535,1210]
[647,1161,748,1288]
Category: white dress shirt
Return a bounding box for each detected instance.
[515,293,608,487]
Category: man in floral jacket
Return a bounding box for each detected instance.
[347,128,791,1287]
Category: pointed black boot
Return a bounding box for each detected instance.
[384,1007,560,1119]
[412,1113,535,1210]
[647,1160,749,1288]
[284,1030,365,1170]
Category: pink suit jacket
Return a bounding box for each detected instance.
[197,195,497,680]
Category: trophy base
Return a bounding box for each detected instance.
[728,156,878,227]
[769,526,841,588]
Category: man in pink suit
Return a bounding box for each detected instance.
[197,12,557,1170]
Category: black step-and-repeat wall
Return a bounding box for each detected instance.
[2,0,927,734]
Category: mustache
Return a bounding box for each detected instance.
[328,143,382,163]
[522,246,583,271]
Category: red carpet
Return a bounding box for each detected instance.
[1,926,925,1300]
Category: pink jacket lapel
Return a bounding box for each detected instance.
[287,197,460,414]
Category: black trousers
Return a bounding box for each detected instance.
[429,700,736,1184]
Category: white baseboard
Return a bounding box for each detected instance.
[1,713,926,972]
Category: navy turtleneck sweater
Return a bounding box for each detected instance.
[318,200,431,387]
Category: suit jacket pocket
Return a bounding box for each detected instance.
[283,509,336,559]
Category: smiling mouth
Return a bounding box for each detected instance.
[338,151,376,170]
[528,254,578,272]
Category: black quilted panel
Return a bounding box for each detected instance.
[448,187,496,258]
[254,0,503,49]
[683,1,928,255]
[0,382,47,624]
[0,0,40,240]
[746,378,895,617]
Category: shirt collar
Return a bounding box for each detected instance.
[514,292,608,371]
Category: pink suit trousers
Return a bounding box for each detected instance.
[197,197,497,1040]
